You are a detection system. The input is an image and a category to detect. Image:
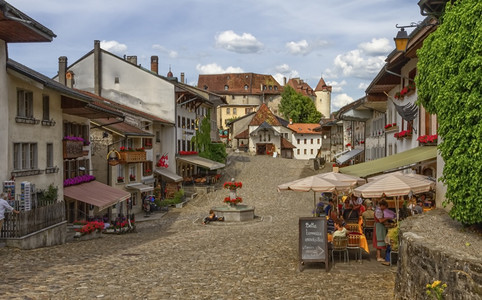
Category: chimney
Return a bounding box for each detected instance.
[150,56,158,74]
[126,55,137,65]
[58,56,67,86]
[94,40,101,96]
[289,118,293,125]
[283,77,287,86]
[180,72,185,83]
[66,71,74,88]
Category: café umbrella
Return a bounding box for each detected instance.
[367,171,435,184]
[277,174,354,210]
[317,172,366,186]
[353,174,435,221]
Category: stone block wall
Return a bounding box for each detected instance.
[395,209,482,299]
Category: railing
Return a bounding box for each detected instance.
[119,151,146,163]
[0,201,66,238]
[63,140,84,159]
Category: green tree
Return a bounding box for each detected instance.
[192,110,227,163]
[416,0,481,225]
[279,85,323,123]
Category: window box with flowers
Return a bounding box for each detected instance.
[129,174,136,182]
[345,143,352,147]
[394,82,416,100]
[394,130,413,140]
[143,168,152,176]
[179,151,198,156]
[119,147,146,163]
[417,134,438,145]
[63,136,84,159]
[117,176,124,183]
[384,123,398,132]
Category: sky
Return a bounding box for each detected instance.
[8,0,424,112]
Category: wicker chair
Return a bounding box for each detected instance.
[331,236,349,264]
[363,217,375,239]
[347,233,362,262]
[346,223,359,233]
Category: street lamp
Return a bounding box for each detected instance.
[394,23,419,52]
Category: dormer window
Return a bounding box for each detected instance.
[274,86,278,91]
[224,85,229,91]
[244,85,248,90]
[204,85,208,90]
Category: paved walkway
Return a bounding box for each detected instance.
[0,153,396,299]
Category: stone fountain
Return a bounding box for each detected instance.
[212,178,255,222]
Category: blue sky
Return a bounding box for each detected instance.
[8,0,424,112]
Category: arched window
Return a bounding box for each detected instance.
[224,85,229,90]
[244,85,249,90]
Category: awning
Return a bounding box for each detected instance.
[155,168,183,182]
[64,181,130,211]
[339,146,437,178]
[177,155,225,170]
[336,149,364,165]
[125,183,154,192]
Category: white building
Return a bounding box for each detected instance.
[288,123,323,160]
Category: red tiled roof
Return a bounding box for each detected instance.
[281,137,296,149]
[234,129,249,139]
[249,104,281,126]
[76,90,173,124]
[286,78,314,96]
[314,77,332,92]
[197,73,282,95]
[288,123,321,134]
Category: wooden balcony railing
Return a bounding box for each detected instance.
[119,151,146,164]
[63,140,84,159]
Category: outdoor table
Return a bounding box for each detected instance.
[328,233,369,254]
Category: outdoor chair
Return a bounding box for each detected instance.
[346,223,359,233]
[347,233,362,263]
[331,236,349,265]
[363,217,375,239]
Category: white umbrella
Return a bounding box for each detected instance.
[367,171,435,184]
[317,172,366,186]
[278,174,353,210]
[353,174,435,221]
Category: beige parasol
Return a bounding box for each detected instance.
[317,172,366,186]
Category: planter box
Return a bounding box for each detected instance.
[119,151,146,164]
[63,140,83,159]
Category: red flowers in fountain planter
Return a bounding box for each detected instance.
[224,181,242,190]
[179,151,198,155]
[417,134,438,144]
[224,196,243,204]
[394,130,412,139]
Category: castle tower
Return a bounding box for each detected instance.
[314,77,332,118]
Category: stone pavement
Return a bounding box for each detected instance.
[0,153,396,299]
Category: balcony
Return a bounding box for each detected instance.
[119,151,146,164]
[63,140,84,159]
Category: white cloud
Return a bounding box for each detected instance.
[215,30,263,54]
[359,38,392,56]
[196,63,244,74]
[326,80,347,93]
[358,82,369,90]
[152,44,178,58]
[272,64,299,85]
[286,39,328,56]
[328,49,386,79]
[100,40,127,55]
[332,93,354,112]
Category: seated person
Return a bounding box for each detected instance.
[333,219,348,238]
[342,204,359,223]
[202,209,218,225]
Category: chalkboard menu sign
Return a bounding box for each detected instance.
[299,217,328,271]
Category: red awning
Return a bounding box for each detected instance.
[64,181,130,211]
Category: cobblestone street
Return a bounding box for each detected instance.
[0,153,396,299]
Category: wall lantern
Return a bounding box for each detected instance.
[394,23,419,52]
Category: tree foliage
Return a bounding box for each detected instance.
[193,110,227,164]
[416,0,481,225]
[279,85,323,123]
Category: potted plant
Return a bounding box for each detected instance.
[117,176,124,183]
[129,174,136,181]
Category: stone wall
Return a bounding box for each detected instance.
[6,222,67,250]
[395,209,482,299]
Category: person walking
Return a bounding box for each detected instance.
[0,193,20,232]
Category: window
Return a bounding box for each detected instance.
[226,108,230,115]
[304,139,307,144]
[244,85,248,90]
[233,108,237,115]
[311,149,314,155]
[155,131,160,143]
[144,138,153,149]
[297,149,300,155]
[117,164,125,182]
[17,89,34,118]
[297,139,300,144]
[187,118,191,129]
[13,143,37,170]
[129,165,136,182]
[311,139,313,144]
[42,95,50,120]
[268,134,271,142]
[143,161,153,176]
[224,85,229,90]
[274,86,278,91]
[317,139,320,144]
[178,116,181,128]
[304,149,307,155]
[46,143,53,168]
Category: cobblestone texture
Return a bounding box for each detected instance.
[0,153,396,299]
